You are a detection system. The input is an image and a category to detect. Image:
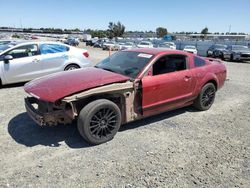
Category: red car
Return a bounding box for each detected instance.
[24,48,227,145]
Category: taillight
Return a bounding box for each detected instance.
[83,52,89,58]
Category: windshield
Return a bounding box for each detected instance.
[185,46,196,49]
[95,51,154,79]
[0,45,12,52]
[232,45,248,50]
[214,44,227,49]
[164,42,175,46]
[139,42,151,45]
[159,44,171,48]
[125,42,133,46]
[106,41,115,44]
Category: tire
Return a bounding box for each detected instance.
[193,83,216,111]
[220,53,225,61]
[65,64,80,71]
[230,54,235,62]
[77,99,122,145]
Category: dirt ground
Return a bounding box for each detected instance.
[0,46,249,187]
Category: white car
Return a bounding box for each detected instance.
[0,41,92,86]
[121,42,135,50]
[137,41,153,48]
[162,42,176,50]
[102,41,119,51]
[183,45,198,54]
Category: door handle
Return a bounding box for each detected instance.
[184,76,192,81]
[61,55,68,58]
[32,59,40,63]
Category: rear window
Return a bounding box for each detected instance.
[40,44,69,54]
[194,57,206,67]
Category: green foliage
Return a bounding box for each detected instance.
[156,27,168,38]
[107,21,125,39]
[201,27,208,35]
[90,30,107,38]
[12,34,20,38]
[201,27,209,39]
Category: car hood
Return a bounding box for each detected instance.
[24,67,130,102]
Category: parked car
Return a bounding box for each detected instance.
[0,41,20,53]
[93,39,107,48]
[102,41,119,50]
[0,41,92,86]
[0,40,14,45]
[65,38,79,46]
[137,41,153,48]
[162,42,176,50]
[157,43,172,49]
[206,44,231,60]
[227,45,250,61]
[121,42,135,50]
[24,48,226,145]
[116,42,126,50]
[86,39,98,46]
[183,45,198,54]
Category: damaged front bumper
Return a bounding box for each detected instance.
[25,97,74,126]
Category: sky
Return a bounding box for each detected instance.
[0,0,250,33]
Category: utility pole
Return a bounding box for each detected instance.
[229,25,231,34]
[20,18,23,29]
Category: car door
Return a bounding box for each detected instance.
[1,44,42,84]
[141,54,196,116]
[39,43,69,75]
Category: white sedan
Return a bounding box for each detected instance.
[162,42,176,50]
[137,41,153,48]
[183,45,198,54]
[0,41,92,86]
[121,42,135,50]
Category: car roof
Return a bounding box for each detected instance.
[0,41,69,55]
[125,48,186,55]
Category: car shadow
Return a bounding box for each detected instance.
[120,106,197,131]
[1,82,26,89]
[8,107,198,148]
[8,112,90,148]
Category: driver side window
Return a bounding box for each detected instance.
[6,44,38,59]
[153,55,187,76]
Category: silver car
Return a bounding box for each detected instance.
[0,41,92,86]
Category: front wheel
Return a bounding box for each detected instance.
[77,99,122,145]
[193,83,216,111]
[65,64,80,71]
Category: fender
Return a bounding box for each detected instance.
[0,62,8,85]
[194,72,219,95]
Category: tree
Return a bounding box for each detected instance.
[156,27,168,38]
[201,27,208,39]
[107,21,125,39]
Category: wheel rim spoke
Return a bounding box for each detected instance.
[201,87,215,107]
[89,107,118,139]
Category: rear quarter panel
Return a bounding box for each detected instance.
[190,58,226,95]
[68,47,92,68]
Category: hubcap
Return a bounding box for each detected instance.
[201,87,215,107]
[68,66,76,70]
[89,108,118,139]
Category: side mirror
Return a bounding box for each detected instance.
[4,55,13,63]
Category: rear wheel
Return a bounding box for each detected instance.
[193,83,216,111]
[65,64,80,71]
[77,99,122,145]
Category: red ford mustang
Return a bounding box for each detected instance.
[24,48,227,145]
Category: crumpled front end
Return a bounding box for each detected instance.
[25,97,76,126]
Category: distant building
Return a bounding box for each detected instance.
[188,34,248,40]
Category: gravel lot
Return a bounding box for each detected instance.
[0,46,249,187]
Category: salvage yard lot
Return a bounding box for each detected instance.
[0,47,249,187]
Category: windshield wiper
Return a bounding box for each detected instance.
[100,67,117,73]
